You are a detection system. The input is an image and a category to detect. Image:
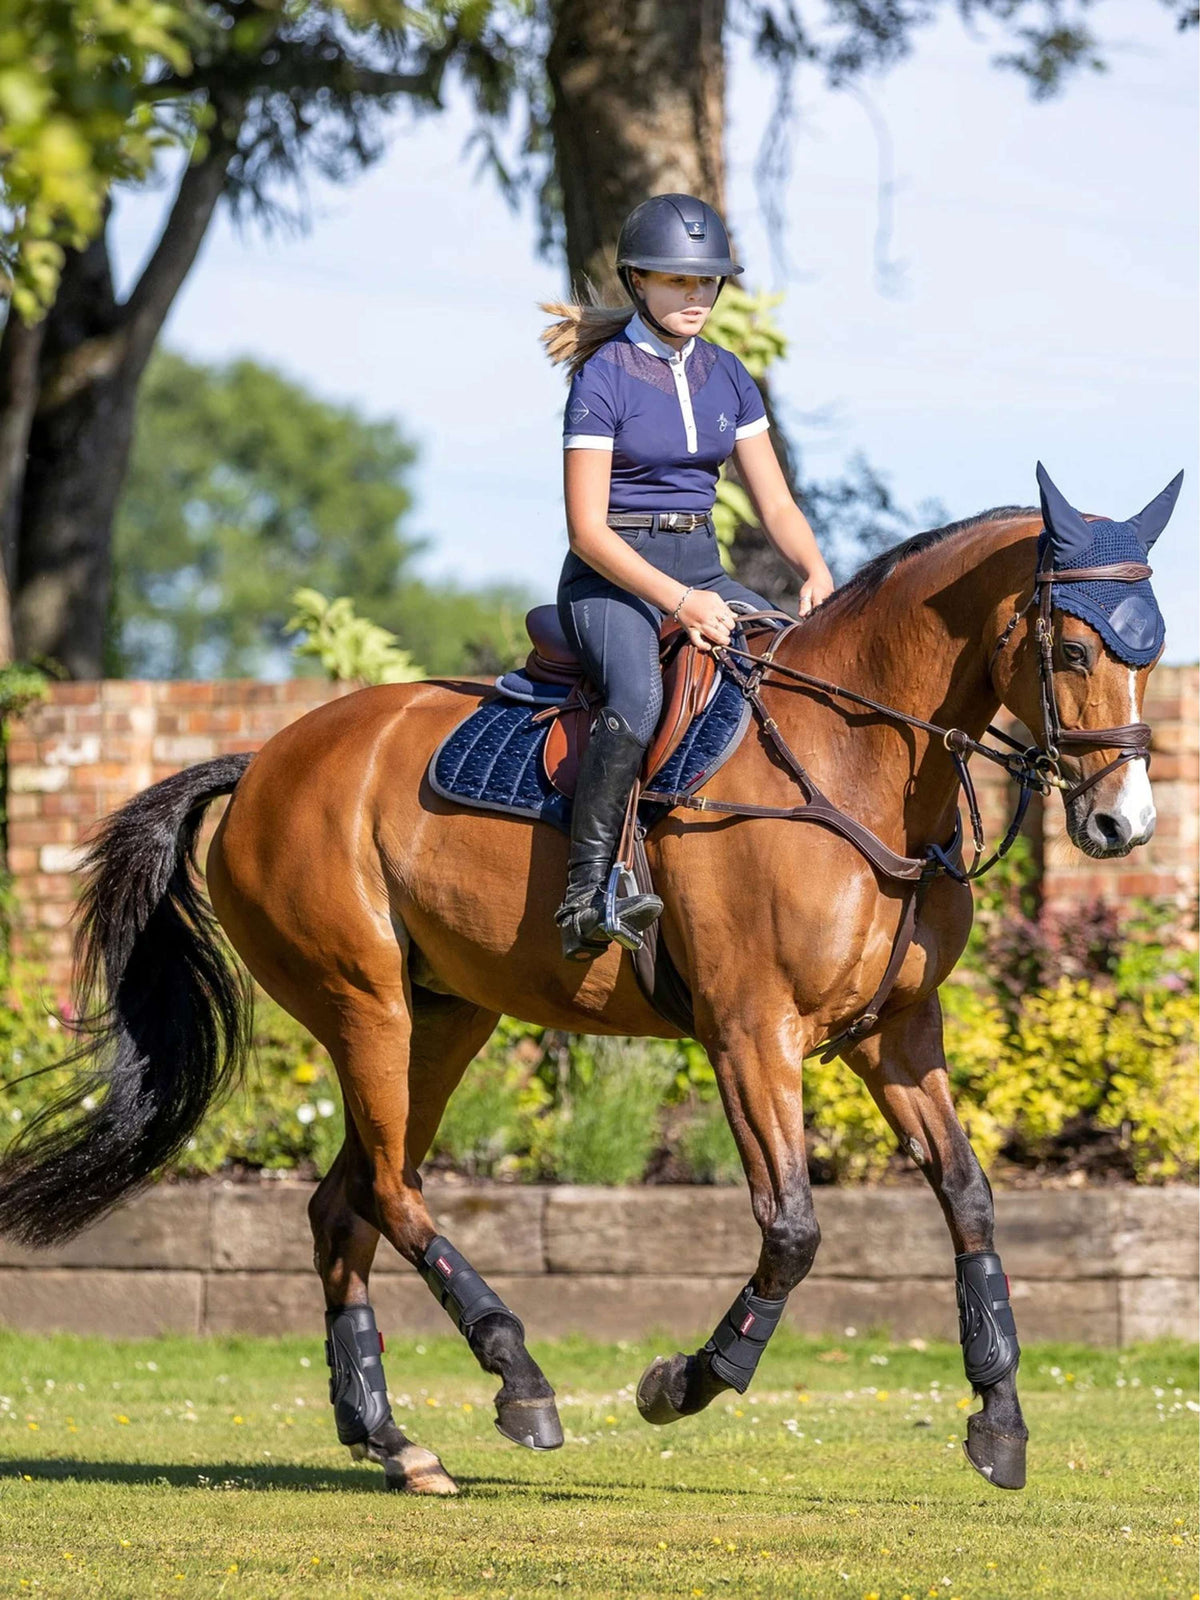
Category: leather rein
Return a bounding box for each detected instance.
[640,552,1154,1059]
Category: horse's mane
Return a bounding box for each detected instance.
[819,505,1039,621]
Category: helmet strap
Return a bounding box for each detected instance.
[620,267,728,346]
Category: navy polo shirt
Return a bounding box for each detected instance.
[563,312,769,513]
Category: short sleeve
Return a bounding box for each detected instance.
[563,358,617,451]
[731,356,769,441]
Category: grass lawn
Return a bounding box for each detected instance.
[0,1327,1195,1599]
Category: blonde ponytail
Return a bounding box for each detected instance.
[539,298,632,379]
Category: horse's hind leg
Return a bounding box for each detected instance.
[308,1122,458,1495]
[844,994,1027,1491]
[316,980,562,1476]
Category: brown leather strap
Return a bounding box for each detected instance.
[817,879,927,1061]
[1037,562,1152,584]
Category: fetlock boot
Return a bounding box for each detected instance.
[555,708,663,961]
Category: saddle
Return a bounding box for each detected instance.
[506,605,719,796]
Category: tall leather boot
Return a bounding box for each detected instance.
[555,708,663,961]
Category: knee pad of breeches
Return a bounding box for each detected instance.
[324,1304,392,1445]
[419,1235,524,1341]
[955,1250,1020,1388]
[704,1281,788,1394]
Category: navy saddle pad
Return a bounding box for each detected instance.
[428,670,750,833]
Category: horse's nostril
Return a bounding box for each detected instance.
[1093,812,1128,848]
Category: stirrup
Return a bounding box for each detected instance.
[602,863,662,951]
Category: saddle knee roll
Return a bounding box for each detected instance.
[324,1304,393,1445]
[955,1250,1020,1388]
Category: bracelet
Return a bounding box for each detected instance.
[671,586,694,622]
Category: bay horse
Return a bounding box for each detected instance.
[0,477,1176,1498]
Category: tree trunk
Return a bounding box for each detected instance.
[547,0,727,300]
[4,104,241,678]
[547,0,796,601]
[0,311,45,666]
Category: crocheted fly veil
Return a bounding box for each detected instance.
[1036,462,1184,666]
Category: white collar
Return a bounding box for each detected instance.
[626,310,693,365]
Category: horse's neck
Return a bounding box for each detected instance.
[782,518,1039,847]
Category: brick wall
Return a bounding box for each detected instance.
[5,668,1197,989]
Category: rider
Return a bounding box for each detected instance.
[543,193,835,962]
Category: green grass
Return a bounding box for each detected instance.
[0,1329,1196,1599]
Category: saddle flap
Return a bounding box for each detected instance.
[542,635,718,799]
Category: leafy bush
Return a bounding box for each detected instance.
[677,1098,743,1185]
[532,1037,671,1185]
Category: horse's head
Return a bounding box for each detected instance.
[992,463,1184,858]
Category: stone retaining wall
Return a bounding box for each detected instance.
[0,1183,1194,1346]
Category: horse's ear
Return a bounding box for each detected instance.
[1036,461,1092,567]
[1128,469,1184,551]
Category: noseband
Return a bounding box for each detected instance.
[989,558,1153,805]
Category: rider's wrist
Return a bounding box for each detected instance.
[671,586,694,623]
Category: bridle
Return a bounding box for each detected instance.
[640,541,1156,1058]
[989,556,1153,805]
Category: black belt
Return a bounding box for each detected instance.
[607,511,714,533]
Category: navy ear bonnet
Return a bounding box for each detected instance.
[1036,462,1184,667]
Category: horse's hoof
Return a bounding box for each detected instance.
[350,1440,459,1495]
[494,1396,564,1451]
[636,1355,685,1426]
[962,1416,1027,1491]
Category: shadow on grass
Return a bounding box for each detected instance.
[3,1456,884,1505]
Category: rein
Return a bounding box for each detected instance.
[641,551,1154,1059]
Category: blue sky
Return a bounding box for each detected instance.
[110,0,1198,660]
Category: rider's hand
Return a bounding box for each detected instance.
[799,563,835,617]
[677,589,737,653]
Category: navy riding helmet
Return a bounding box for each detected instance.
[616,194,743,341]
[1036,462,1184,667]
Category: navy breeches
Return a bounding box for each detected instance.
[557,521,773,748]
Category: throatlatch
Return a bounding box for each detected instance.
[324,1303,392,1445]
[955,1250,1020,1388]
[704,1281,788,1394]
[419,1234,524,1341]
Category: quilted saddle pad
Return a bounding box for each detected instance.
[428,670,750,834]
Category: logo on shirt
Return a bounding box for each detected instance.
[568,401,590,424]
[718,412,731,432]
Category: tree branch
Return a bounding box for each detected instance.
[120,100,246,369]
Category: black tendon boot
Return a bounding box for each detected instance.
[555,708,663,960]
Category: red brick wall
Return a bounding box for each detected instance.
[6,668,1196,989]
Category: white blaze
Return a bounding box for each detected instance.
[1110,669,1155,839]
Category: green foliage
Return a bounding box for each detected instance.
[286,589,424,685]
[677,1098,743,1185]
[702,285,788,560]
[111,347,532,679]
[431,1054,548,1179]
[112,349,420,678]
[0,661,51,721]
[0,0,200,317]
[532,1037,670,1185]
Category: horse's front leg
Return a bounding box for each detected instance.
[637,1008,819,1424]
[844,993,1027,1490]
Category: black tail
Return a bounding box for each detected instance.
[0,754,254,1246]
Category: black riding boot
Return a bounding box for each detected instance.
[555,708,663,961]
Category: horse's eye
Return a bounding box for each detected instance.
[1061,641,1089,667]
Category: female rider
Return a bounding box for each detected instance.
[543,193,835,961]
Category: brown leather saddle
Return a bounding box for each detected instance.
[519,605,718,796]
